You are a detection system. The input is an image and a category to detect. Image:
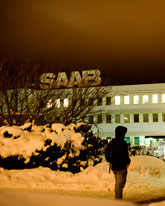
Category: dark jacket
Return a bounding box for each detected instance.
[109,137,131,171]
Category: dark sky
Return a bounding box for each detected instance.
[1,0,165,85]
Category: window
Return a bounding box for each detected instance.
[88,115,94,124]
[47,99,52,108]
[152,94,158,104]
[89,98,94,106]
[106,114,112,123]
[162,94,165,103]
[133,95,139,104]
[152,113,158,122]
[143,113,149,123]
[143,95,149,104]
[55,99,60,108]
[125,137,130,144]
[72,99,77,106]
[64,98,69,107]
[124,95,130,104]
[115,96,120,105]
[106,137,112,141]
[106,97,111,105]
[115,114,120,123]
[134,137,140,145]
[124,114,130,123]
[134,114,139,123]
[162,113,165,122]
[97,114,102,124]
[97,97,102,106]
[80,99,85,106]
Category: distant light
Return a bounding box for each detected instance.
[133,95,139,104]
[152,94,158,104]
[143,95,149,104]
[56,99,60,108]
[47,99,52,108]
[162,94,165,103]
[64,99,69,107]
[115,96,120,105]
[124,95,130,104]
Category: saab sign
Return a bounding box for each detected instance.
[39,70,102,89]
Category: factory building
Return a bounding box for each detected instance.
[89,83,165,155]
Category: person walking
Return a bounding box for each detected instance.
[106,126,131,200]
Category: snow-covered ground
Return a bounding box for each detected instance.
[0,123,165,206]
[0,188,137,206]
[0,156,165,206]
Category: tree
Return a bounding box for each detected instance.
[0,57,110,126]
[0,57,63,125]
[53,86,109,125]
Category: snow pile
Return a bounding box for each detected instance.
[129,155,165,177]
[0,156,164,193]
[0,123,84,162]
[0,122,104,173]
[149,202,165,206]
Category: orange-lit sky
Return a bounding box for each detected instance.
[1,0,165,85]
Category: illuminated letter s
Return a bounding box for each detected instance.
[39,73,56,89]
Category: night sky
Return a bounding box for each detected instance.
[1,0,165,85]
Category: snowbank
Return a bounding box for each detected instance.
[0,123,165,205]
[0,123,84,161]
[0,156,164,192]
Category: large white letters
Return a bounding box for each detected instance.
[68,71,82,87]
[55,72,69,88]
[39,70,102,89]
[39,73,56,89]
[82,70,102,86]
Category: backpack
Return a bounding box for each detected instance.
[105,141,113,162]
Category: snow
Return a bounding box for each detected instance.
[0,188,137,206]
[0,123,84,161]
[0,123,165,206]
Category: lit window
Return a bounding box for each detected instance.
[115,96,120,105]
[124,95,130,104]
[162,94,165,103]
[152,113,158,122]
[134,114,139,123]
[64,98,69,107]
[106,97,111,105]
[55,99,60,108]
[124,114,130,123]
[47,99,52,108]
[106,114,112,123]
[133,95,139,104]
[152,94,158,104]
[97,114,102,124]
[115,114,120,123]
[143,95,149,104]
[143,113,149,123]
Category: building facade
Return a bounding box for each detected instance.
[89,83,165,150]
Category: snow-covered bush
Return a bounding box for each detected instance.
[0,123,105,173]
